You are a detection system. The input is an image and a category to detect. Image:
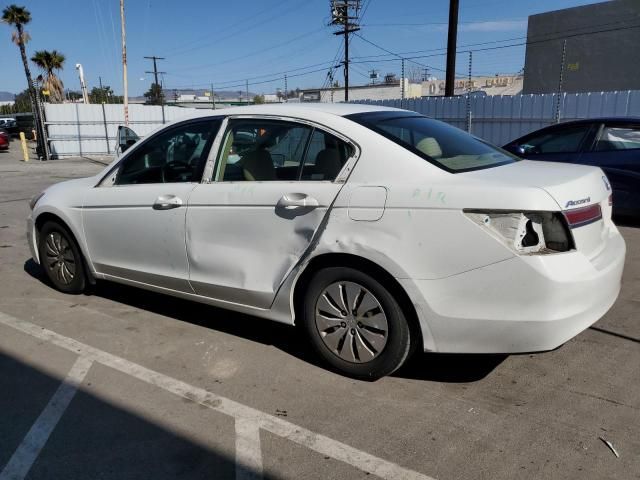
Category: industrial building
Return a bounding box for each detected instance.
[300,74,523,103]
[523,0,640,94]
[421,75,523,96]
[301,77,422,103]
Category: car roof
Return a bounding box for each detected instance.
[508,116,640,144]
[551,117,640,127]
[178,103,406,122]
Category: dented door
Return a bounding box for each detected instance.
[185,182,342,308]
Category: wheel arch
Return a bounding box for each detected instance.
[292,252,423,349]
[34,211,96,284]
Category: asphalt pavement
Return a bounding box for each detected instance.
[0,146,638,480]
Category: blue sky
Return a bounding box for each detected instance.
[1,0,603,96]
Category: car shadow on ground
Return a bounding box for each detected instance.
[0,351,256,480]
[24,259,505,383]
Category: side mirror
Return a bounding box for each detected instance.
[121,139,137,153]
[505,144,526,156]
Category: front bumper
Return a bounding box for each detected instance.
[26,214,39,264]
[402,228,626,353]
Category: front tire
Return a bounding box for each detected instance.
[302,267,412,380]
[38,221,86,294]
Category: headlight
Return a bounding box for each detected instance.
[29,191,45,210]
[464,210,574,254]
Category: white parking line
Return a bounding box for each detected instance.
[0,311,435,480]
[0,356,93,480]
[235,419,263,480]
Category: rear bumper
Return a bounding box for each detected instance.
[402,228,626,353]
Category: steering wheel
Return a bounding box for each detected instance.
[161,160,191,182]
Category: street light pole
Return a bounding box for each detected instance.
[75,63,89,104]
[120,0,129,125]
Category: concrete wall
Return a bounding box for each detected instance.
[523,0,640,94]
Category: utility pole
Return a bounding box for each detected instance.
[246,80,249,105]
[445,0,459,97]
[145,56,166,105]
[284,74,288,102]
[401,58,405,106]
[555,39,567,124]
[210,83,216,110]
[330,1,361,102]
[120,0,129,125]
[466,51,473,133]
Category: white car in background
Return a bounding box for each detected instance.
[27,104,626,379]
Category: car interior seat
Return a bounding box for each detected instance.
[241,148,276,181]
[415,137,443,159]
[314,148,343,180]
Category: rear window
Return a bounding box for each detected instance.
[347,112,518,173]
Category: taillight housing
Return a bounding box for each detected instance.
[464,210,574,254]
[563,204,602,229]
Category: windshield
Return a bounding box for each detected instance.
[347,112,519,173]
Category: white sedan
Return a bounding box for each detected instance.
[27,104,626,379]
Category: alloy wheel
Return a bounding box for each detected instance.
[314,281,389,363]
[44,231,76,285]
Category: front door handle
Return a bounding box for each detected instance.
[277,193,319,210]
[153,194,183,210]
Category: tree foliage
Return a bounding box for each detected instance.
[31,49,66,103]
[89,85,123,104]
[143,83,164,105]
[252,94,265,105]
[2,5,36,111]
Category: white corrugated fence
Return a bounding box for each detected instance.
[44,103,203,157]
[44,90,640,157]
[355,90,640,146]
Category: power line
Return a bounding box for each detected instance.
[165,0,306,57]
[351,15,640,62]
[169,27,328,73]
[349,21,640,67]
[166,17,640,95]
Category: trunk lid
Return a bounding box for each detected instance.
[464,160,613,258]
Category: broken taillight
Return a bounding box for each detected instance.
[464,210,574,254]
[564,204,602,229]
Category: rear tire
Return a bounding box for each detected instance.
[38,221,86,294]
[302,267,412,380]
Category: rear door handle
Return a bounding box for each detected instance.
[153,194,183,210]
[277,193,319,209]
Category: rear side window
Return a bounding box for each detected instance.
[520,125,591,154]
[217,120,312,181]
[216,119,352,182]
[301,130,352,181]
[595,126,640,151]
[347,112,517,173]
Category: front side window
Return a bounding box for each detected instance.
[595,126,640,151]
[520,125,592,154]
[116,120,220,185]
[217,120,312,181]
[347,112,517,173]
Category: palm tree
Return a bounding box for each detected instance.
[2,5,37,112]
[31,50,66,103]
